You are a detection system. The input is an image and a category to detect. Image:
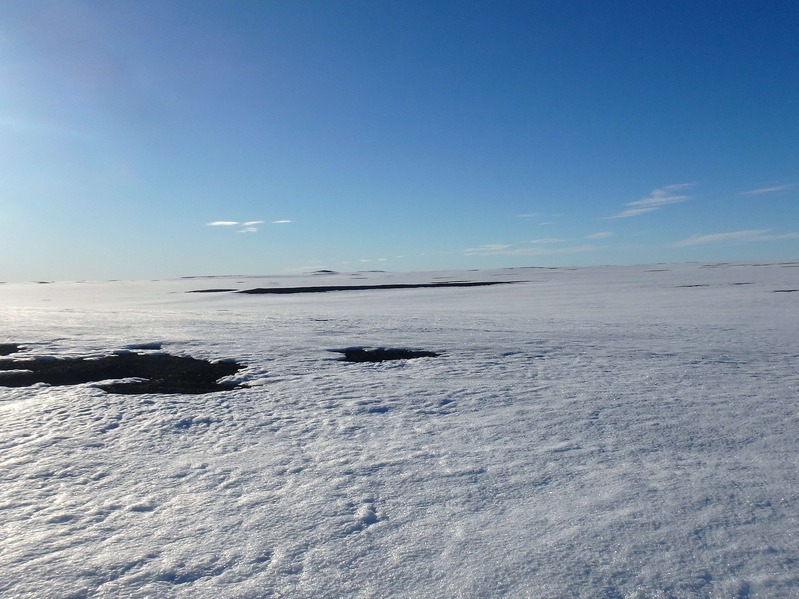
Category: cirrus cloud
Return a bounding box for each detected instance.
[740,184,794,196]
[526,238,567,244]
[464,243,599,257]
[585,231,613,240]
[207,220,262,233]
[606,183,694,219]
[672,229,799,247]
[206,219,290,233]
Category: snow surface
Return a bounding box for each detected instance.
[1,262,798,598]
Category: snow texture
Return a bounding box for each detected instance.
[1,262,798,598]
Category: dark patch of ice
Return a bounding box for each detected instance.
[774,289,798,293]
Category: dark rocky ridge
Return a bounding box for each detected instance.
[332,347,441,362]
[0,352,241,394]
[234,280,519,295]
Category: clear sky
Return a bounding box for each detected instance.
[1,1,797,281]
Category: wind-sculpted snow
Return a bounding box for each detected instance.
[1,263,798,597]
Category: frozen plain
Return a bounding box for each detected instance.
[1,262,798,598]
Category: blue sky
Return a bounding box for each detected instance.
[1,1,797,281]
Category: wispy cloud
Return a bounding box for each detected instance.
[606,183,694,219]
[628,184,693,207]
[464,243,598,257]
[272,220,292,224]
[526,238,567,244]
[586,231,613,240]
[207,220,269,233]
[672,229,799,247]
[740,184,794,196]
[517,212,563,223]
[466,244,512,253]
[608,207,660,218]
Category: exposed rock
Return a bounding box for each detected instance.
[239,281,519,295]
[332,347,441,363]
[124,342,164,350]
[0,344,24,356]
[0,352,241,394]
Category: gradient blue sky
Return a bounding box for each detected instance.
[1,1,797,281]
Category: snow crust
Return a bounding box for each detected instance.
[1,262,798,597]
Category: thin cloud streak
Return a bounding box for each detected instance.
[607,206,660,219]
[606,183,694,219]
[464,244,599,257]
[672,229,799,247]
[740,185,794,196]
[207,220,268,233]
[466,244,512,253]
[526,238,567,244]
[272,220,292,224]
[586,231,613,240]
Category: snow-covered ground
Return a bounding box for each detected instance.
[1,262,798,598]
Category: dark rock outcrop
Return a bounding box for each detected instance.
[238,281,518,295]
[0,344,24,356]
[332,347,441,362]
[0,352,241,394]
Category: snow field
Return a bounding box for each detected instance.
[1,262,798,597]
